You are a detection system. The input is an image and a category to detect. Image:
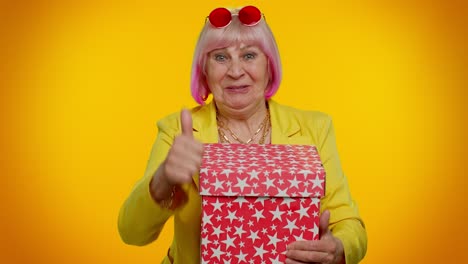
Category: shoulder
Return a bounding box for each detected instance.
[156,111,180,133]
[270,100,333,131]
[156,104,210,133]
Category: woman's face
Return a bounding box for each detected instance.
[205,43,269,112]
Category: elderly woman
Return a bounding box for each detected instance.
[119,6,367,264]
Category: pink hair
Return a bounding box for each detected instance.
[190,7,282,105]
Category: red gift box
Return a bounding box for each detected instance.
[199,143,325,264]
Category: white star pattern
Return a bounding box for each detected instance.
[310,223,319,237]
[288,176,300,189]
[267,232,282,246]
[221,169,233,176]
[276,187,289,197]
[248,170,260,181]
[236,250,248,262]
[248,230,260,243]
[262,178,275,190]
[222,187,237,196]
[253,243,268,259]
[211,198,223,212]
[270,255,282,264]
[284,218,299,234]
[255,197,268,206]
[252,209,266,222]
[201,237,210,247]
[311,174,325,189]
[296,204,310,220]
[200,167,209,175]
[234,225,247,237]
[234,176,250,192]
[213,178,225,191]
[222,234,236,250]
[211,245,223,261]
[234,196,248,208]
[299,169,313,178]
[203,212,213,226]
[281,197,295,208]
[225,210,238,223]
[200,143,325,263]
[273,168,283,176]
[270,206,285,221]
[294,232,305,241]
[213,226,224,238]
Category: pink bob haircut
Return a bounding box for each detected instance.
[190,7,282,105]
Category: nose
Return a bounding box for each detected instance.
[226,59,245,79]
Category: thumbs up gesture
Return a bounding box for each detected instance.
[150,109,203,203]
[166,109,203,183]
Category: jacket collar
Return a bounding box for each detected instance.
[191,101,218,143]
[268,100,302,143]
[191,99,303,144]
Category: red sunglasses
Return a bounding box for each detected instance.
[207,6,263,28]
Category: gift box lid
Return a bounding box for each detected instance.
[199,144,325,198]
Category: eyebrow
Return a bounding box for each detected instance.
[240,45,259,51]
[210,45,260,53]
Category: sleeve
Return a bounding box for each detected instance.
[316,116,368,264]
[118,115,179,246]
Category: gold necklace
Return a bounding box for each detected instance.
[217,111,270,144]
[259,117,270,144]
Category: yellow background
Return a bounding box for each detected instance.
[1,0,467,263]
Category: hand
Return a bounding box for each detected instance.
[163,109,203,184]
[150,109,203,200]
[285,210,345,264]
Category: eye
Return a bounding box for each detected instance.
[243,52,257,60]
[214,54,227,62]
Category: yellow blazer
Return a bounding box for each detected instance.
[118,100,367,264]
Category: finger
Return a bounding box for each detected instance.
[286,248,329,263]
[171,138,203,168]
[319,209,331,239]
[180,109,193,137]
[287,240,324,251]
[284,257,312,264]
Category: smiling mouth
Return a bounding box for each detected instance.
[226,85,249,90]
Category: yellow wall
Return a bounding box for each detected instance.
[1,0,467,263]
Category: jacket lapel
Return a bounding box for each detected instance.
[192,101,218,143]
[269,100,312,145]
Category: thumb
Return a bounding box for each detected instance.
[181,109,193,137]
[319,209,331,239]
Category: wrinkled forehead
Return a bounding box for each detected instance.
[208,42,262,53]
[205,37,262,55]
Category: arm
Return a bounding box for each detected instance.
[118,117,175,246]
[318,116,368,264]
[286,115,367,264]
[118,110,203,246]
[117,115,177,246]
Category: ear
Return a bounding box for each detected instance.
[200,76,211,101]
[201,86,210,101]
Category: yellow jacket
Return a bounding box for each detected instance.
[118,100,367,264]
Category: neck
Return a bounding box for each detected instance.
[216,101,271,144]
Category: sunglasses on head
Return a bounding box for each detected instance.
[207,6,263,28]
